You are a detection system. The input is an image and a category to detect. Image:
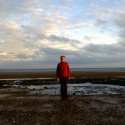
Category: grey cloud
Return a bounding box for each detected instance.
[12,25,125,67]
[48,35,81,46]
[96,19,107,26]
[16,53,31,59]
[0,0,37,14]
[34,43,120,66]
[114,13,125,29]
[84,36,92,41]
[95,18,113,33]
[1,41,125,68]
[84,36,97,41]
[20,25,81,48]
[114,12,125,44]
[0,60,52,69]
[84,43,125,55]
[20,25,46,41]
[34,46,79,61]
[81,42,125,64]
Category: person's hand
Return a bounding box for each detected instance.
[57,78,59,81]
[68,77,70,80]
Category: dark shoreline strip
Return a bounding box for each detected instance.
[0,71,125,79]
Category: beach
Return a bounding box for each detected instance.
[1,71,125,79]
[0,87,125,125]
[0,71,125,125]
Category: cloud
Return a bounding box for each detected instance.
[96,19,107,27]
[0,0,42,14]
[1,0,125,68]
[121,0,125,2]
[114,12,125,29]
[0,19,81,61]
[84,43,125,55]
[0,40,5,43]
[16,53,32,60]
[0,21,20,31]
[0,52,7,56]
[84,36,97,41]
[113,11,125,44]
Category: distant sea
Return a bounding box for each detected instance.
[0,68,125,73]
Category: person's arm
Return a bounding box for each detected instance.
[67,63,70,80]
[56,64,59,81]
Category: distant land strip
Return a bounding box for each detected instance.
[0,71,125,79]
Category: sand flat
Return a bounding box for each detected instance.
[1,71,125,79]
[0,87,125,125]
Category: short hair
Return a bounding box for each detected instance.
[60,55,65,59]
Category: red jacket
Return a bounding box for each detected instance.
[56,62,70,78]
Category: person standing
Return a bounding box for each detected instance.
[56,55,70,99]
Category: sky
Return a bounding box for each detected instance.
[0,0,125,69]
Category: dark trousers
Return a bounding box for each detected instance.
[59,77,68,99]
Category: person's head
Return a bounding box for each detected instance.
[60,55,65,62]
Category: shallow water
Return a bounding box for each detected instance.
[22,83,125,96]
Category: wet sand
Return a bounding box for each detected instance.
[0,71,125,79]
[0,87,125,125]
[0,71,125,125]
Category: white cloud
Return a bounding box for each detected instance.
[0,21,20,31]
[0,52,7,56]
[0,40,5,43]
